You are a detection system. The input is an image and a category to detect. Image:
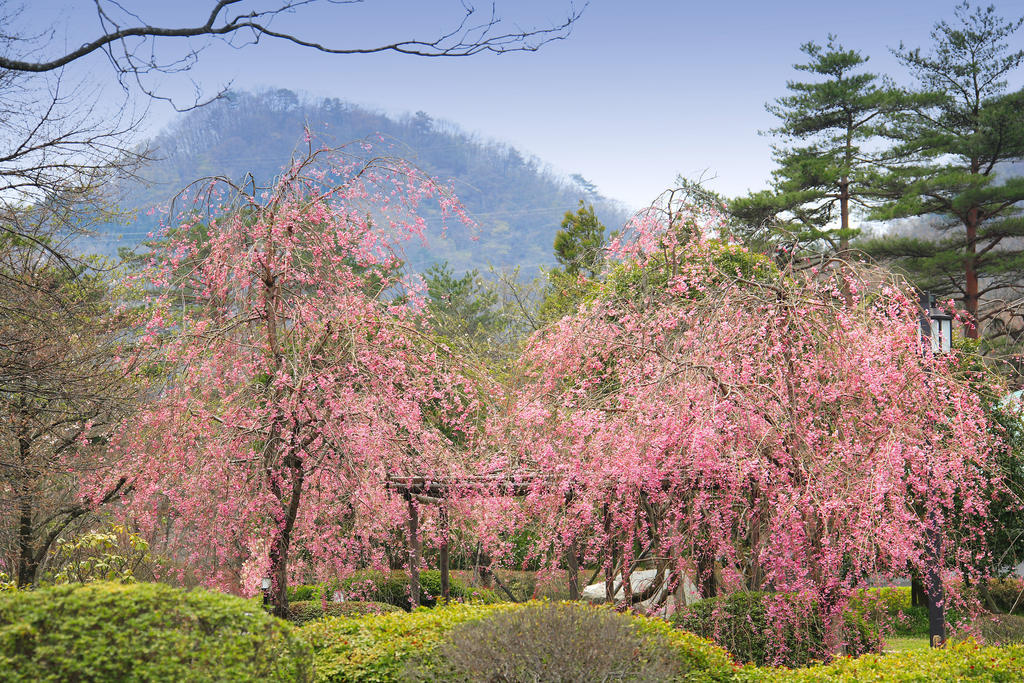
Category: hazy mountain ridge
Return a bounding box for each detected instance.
[91,89,631,273]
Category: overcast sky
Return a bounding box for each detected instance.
[22,0,1024,209]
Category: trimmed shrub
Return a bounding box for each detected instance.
[289,584,322,603]
[338,569,500,610]
[299,601,735,682]
[979,577,1024,615]
[422,601,730,682]
[734,640,1024,681]
[849,585,979,638]
[287,599,400,624]
[672,591,880,667]
[951,614,1024,646]
[0,582,312,682]
[848,586,930,637]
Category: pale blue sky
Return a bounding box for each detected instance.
[20,1,1024,209]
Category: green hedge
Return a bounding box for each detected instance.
[293,570,500,611]
[973,577,1024,615]
[735,640,1024,681]
[299,600,736,682]
[0,582,312,682]
[951,614,1024,646]
[848,587,931,637]
[848,585,979,638]
[672,592,881,667]
[287,600,400,624]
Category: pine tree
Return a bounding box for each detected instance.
[731,36,913,257]
[553,201,607,279]
[865,2,1024,339]
[539,201,608,321]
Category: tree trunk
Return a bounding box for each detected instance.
[696,550,718,599]
[603,505,616,604]
[911,574,927,607]
[621,558,633,606]
[16,434,36,587]
[267,456,305,618]
[839,176,850,256]
[924,516,946,647]
[17,494,36,587]
[567,541,580,600]
[965,208,980,338]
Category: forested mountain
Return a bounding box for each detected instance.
[90,89,630,273]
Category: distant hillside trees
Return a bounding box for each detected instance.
[100,90,629,274]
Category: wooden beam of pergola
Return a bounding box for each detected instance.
[386,473,703,608]
[385,474,561,499]
[387,473,567,606]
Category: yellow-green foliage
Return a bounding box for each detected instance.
[287,600,401,624]
[848,586,932,637]
[42,523,150,585]
[0,582,312,682]
[299,601,735,682]
[734,640,1024,681]
[602,240,778,305]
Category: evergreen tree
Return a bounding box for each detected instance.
[424,261,501,343]
[731,36,912,257]
[865,2,1024,339]
[553,201,607,279]
[540,201,608,321]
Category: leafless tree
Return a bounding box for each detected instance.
[0,212,142,585]
[1,1,584,105]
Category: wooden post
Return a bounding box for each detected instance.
[407,496,420,609]
[439,505,450,604]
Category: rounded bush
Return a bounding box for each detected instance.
[286,599,400,624]
[299,601,735,682]
[426,601,732,682]
[0,582,312,682]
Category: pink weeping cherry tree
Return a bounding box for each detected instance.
[114,145,489,615]
[495,203,999,653]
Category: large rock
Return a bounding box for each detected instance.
[581,569,700,615]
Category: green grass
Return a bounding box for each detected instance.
[884,636,930,652]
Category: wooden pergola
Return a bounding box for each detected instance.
[385,473,700,611]
[385,474,568,608]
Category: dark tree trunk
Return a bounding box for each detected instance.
[925,515,946,647]
[964,208,980,338]
[840,176,850,256]
[267,456,305,618]
[16,435,36,588]
[603,505,616,604]
[567,541,580,600]
[696,552,719,599]
[911,575,927,607]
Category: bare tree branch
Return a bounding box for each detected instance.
[0,1,585,74]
